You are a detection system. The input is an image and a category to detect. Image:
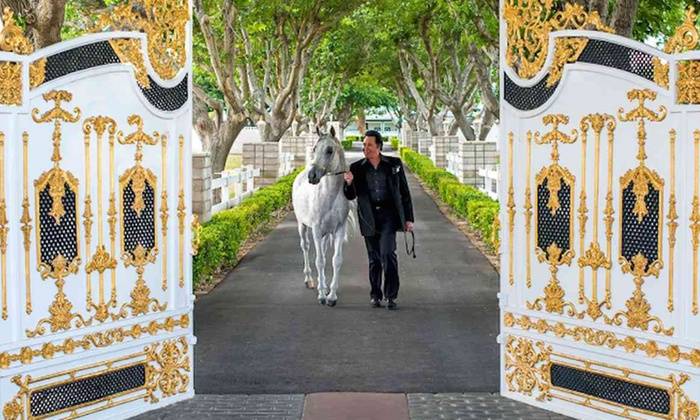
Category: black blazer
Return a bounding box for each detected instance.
[343,154,414,236]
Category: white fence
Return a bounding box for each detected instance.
[211,165,261,214]
[477,166,499,200]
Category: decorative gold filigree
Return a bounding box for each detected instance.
[668,130,678,312]
[21,132,31,315]
[678,60,700,104]
[0,62,21,105]
[145,336,191,402]
[117,244,165,318]
[524,132,533,288]
[2,376,29,420]
[28,91,87,337]
[503,1,612,80]
[118,115,160,216]
[529,243,577,315]
[504,336,551,401]
[0,132,6,320]
[178,135,186,288]
[534,114,578,214]
[97,0,189,81]
[160,135,168,291]
[693,131,700,315]
[577,114,616,320]
[605,253,673,335]
[505,312,700,366]
[652,57,670,89]
[84,116,120,322]
[547,37,588,87]
[0,315,188,370]
[0,8,47,97]
[110,38,151,88]
[665,7,699,54]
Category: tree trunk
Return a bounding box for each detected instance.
[610,0,639,38]
[356,111,366,135]
[1,0,67,48]
[450,105,475,140]
[426,114,444,137]
[210,114,248,175]
[478,111,496,141]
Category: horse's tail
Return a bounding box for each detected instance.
[344,200,358,242]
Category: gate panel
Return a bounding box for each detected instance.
[0,2,194,418]
[500,3,700,418]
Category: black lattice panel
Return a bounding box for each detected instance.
[29,364,146,417]
[578,39,655,83]
[504,72,558,111]
[38,184,78,268]
[620,182,660,272]
[537,178,572,260]
[550,363,670,415]
[140,75,189,111]
[123,180,156,256]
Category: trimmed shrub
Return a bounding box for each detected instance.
[390,137,399,150]
[400,148,500,251]
[341,139,353,150]
[192,168,303,287]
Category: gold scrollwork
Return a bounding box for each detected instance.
[503,1,611,80]
[547,37,588,87]
[605,89,671,336]
[0,314,188,370]
[178,135,186,288]
[577,114,616,321]
[161,135,168,291]
[28,91,89,338]
[117,115,165,318]
[0,8,47,100]
[505,312,700,367]
[84,116,120,323]
[145,336,191,402]
[523,132,533,288]
[528,115,578,316]
[97,0,189,81]
[110,38,151,88]
[678,60,700,104]
[668,130,678,312]
[665,7,699,54]
[21,132,31,315]
[652,57,670,90]
[504,335,551,400]
[692,130,700,315]
[0,132,6,320]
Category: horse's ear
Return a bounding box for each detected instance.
[330,126,336,138]
[316,126,321,136]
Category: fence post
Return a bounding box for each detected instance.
[192,152,212,223]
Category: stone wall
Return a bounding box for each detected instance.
[192,152,212,223]
[242,142,283,188]
[430,136,460,168]
[451,141,498,186]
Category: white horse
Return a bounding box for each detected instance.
[292,126,356,306]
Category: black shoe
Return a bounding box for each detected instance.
[387,299,397,310]
[370,298,382,308]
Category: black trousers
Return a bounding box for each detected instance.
[364,206,399,300]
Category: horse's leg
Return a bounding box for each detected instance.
[312,229,328,304]
[326,224,346,307]
[298,222,315,289]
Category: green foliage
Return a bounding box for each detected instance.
[400,147,499,250]
[341,139,354,150]
[344,135,361,142]
[390,137,399,150]
[192,168,302,287]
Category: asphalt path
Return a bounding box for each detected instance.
[192,146,500,394]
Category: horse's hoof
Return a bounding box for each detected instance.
[326,299,337,307]
[305,281,316,289]
[318,298,326,305]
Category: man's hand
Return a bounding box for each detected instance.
[405,221,414,232]
[343,171,353,185]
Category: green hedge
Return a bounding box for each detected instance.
[341,139,353,150]
[400,147,499,251]
[344,135,361,142]
[390,137,399,150]
[193,168,303,287]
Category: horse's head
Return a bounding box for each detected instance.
[308,126,346,185]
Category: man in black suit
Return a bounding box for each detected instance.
[343,130,414,310]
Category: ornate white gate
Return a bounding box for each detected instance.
[500,3,700,418]
[0,1,194,418]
